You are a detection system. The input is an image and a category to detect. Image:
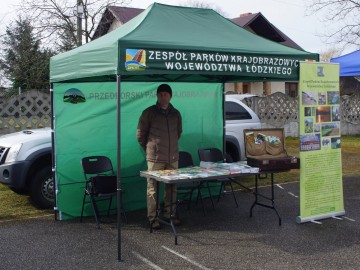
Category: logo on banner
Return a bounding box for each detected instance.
[125,49,146,71]
[63,88,86,104]
[317,66,325,76]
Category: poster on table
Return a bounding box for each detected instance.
[297,62,345,223]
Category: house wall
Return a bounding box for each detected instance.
[109,21,123,32]
[271,82,286,94]
[224,83,235,93]
[250,82,263,94]
[224,81,286,95]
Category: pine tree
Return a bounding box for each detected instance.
[0,18,55,91]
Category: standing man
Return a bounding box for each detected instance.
[136,84,182,229]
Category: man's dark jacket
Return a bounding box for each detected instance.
[136,103,182,163]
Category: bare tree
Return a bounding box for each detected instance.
[319,47,343,62]
[19,0,132,51]
[305,0,360,52]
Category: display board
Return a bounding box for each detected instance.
[53,82,223,220]
[297,62,345,223]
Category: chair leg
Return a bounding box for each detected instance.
[217,182,225,203]
[206,182,215,210]
[80,191,87,223]
[195,188,201,206]
[118,191,127,223]
[198,190,206,216]
[187,190,193,210]
[89,195,101,229]
[107,196,113,217]
[121,207,127,223]
[228,182,239,208]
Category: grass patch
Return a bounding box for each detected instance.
[0,184,52,220]
[1,135,359,221]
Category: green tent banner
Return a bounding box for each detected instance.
[121,48,308,80]
[53,82,223,220]
[297,62,345,223]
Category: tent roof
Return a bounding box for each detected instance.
[50,3,318,83]
[330,50,360,76]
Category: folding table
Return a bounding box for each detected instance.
[140,165,259,244]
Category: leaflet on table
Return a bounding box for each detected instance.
[141,164,259,180]
[232,162,259,173]
[200,161,259,173]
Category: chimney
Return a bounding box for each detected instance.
[240,13,252,17]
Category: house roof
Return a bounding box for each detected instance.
[93,6,302,50]
[231,12,303,50]
[93,6,144,39]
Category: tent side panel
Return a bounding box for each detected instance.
[54,82,117,219]
[54,82,223,219]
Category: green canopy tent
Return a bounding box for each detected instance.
[50,3,318,260]
[51,3,318,83]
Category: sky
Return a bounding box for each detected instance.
[131,0,335,54]
[0,0,344,55]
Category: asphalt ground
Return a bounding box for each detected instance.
[1,176,359,270]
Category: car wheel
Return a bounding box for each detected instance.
[29,166,54,209]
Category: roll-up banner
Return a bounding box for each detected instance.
[297,62,345,223]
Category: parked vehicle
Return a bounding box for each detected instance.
[225,94,261,162]
[0,95,260,209]
[0,128,53,209]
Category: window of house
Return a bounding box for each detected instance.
[285,82,298,98]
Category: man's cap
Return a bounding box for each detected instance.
[157,84,172,97]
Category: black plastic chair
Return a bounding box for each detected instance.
[198,147,239,207]
[176,151,209,214]
[178,151,194,169]
[80,156,125,228]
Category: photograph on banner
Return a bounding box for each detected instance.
[297,62,345,223]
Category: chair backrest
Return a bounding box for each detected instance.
[198,148,224,163]
[81,156,114,175]
[81,156,116,195]
[178,151,194,168]
[91,175,117,194]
